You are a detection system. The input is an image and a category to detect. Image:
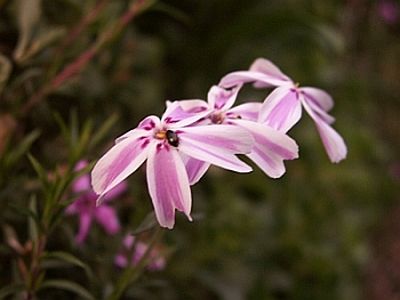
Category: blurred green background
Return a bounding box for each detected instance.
[0,0,399,299]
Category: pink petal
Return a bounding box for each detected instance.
[76,213,92,244]
[72,161,90,192]
[91,134,152,199]
[161,101,210,128]
[233,120,299,178]
[219,71,290,89]
[115,116,160,144]
[226,102,262,121]
[65,201,78,215]
[258,86,302,133]
[249,58,292,88]
[181,153,210,185]
[169,99,210,112]
[132,242,147,264]
[94,205,120,235]
[302,100,347,163]
[115,254,128,268]
[301,87,334,112]
[178,125,254,173]
[73,175,90,193]
[302,92,335,124]
[146,143,192,229]
[123,235,135,248]
[207,85,240,111]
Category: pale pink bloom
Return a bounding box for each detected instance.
[91,102,254,229]
[219,58,347,163]
[66,161,125,244]
[170,85,299,182]
[114,235,165,271]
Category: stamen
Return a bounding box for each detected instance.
[210,112,224,124]
[155,130,166,140]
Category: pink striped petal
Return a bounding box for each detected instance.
[302,100,347,163]
[115,116,160,144]
[178,125,253,173]
[95,205,120,234]
[301,87,334,112]
[219,71,290,89]
[91,134,152,198]
[207,85,240,110]
[146,143,192,229]
[170,99,210,113]
[249,58,292,88]
[181,153,210,185]
[227,102,262,121]
[302,96,335,124]
[258,86,302,133]
[115,128,153,144]
[162,101,210,128]
[233,120,299,178]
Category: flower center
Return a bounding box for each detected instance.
[155,130,166,140]
[154,129,179,147]
[291,82,302,99]
[210,112,225,124]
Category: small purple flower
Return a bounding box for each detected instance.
[91,102,254,229]
[170,85,299,182]
[219,58,347,163]
[378,0,400,25]
[114,235,166,271]
[66,161,125,244]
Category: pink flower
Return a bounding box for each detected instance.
[219,58,347,163]
[91,102,254,229]
[66,161,125,244]
[170,85,299,183]
[114,235,165,271]
[378,0,400,25]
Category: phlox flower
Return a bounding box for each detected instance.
[115,235,165,271]
[170,85,299,183]
[66,161,125,244]
[91,102,254,229]
[219,58,347,163]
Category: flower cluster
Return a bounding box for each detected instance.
[91,58,347,229]
[66,161,125,244]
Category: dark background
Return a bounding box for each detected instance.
[0,0,399,299]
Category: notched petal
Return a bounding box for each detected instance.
[146,144,192,229]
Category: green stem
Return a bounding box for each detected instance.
[107,227,164,300]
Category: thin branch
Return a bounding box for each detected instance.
[21,0,155,116]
